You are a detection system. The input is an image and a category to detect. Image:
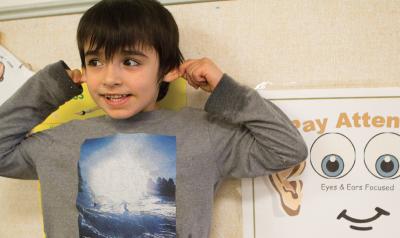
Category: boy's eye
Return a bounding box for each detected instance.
[87,59,103,67]
[124,59,139,66]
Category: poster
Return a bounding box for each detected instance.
[242,87,400,238]
[0,45,33,105]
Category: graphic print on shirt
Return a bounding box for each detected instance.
[77,133,176,238]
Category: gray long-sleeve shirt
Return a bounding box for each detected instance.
[0,61,307,238]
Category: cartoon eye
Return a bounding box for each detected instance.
[375,155,399,178]
[364,133,400,179]
[321,154,345,177]
[310,133,356,179]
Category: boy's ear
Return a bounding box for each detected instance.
[163,68,180,83]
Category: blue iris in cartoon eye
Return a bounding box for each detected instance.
[321,154,345,177]
[375,154,399,178]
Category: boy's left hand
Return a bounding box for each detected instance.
[66,69,84,85]
[179,58,223,92]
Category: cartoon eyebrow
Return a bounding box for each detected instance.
[0,62,4,82]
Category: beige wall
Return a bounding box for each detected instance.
[1,0,400,237]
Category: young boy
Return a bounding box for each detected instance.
[0,0,307,237]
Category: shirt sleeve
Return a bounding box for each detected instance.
[205,74,308,178]
[0,61,82,179]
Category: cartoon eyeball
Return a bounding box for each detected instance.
[310,133,356,179]
[0,61,4,82]
[364,133,400,179]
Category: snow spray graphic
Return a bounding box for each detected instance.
[77,133,176,238]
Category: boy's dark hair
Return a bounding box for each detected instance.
[77,0,184,101]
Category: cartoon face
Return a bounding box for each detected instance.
[309,132,397,231]
[250,89,400,238]
[0,61,4,82]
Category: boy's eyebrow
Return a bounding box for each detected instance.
[84,50,100,57]
[84,49,149,58]
[121,49,148,58]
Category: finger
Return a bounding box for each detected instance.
[190,69,211,92]
[197,81,208,87]
[71,69,83,84]
[179,59,196,76]
[184,73,198,89]
[188,76,200,89]
[184,62,202,82]
[185,63,213,93]
[189,64,207,84]
[184,72,194,85]
[188,79,199,89]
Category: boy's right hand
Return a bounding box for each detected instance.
[66,69,84,84]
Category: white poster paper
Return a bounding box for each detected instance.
[0,45,33,105]
[242,88,400,238]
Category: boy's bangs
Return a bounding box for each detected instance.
[77,0,156,66]
[84,24,152,62]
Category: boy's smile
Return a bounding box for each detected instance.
[82,46,162,119]
[101,93,132,107]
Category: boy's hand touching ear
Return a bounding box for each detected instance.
[66,69,85,84]
[179,58,223,92]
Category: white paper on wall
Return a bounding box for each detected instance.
[0,45,33,106]
[242,87,400,238]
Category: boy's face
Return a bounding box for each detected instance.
[82,45,161,119]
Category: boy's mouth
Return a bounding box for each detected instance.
[100,94,132,104]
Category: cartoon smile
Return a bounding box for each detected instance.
[337,207,390,231]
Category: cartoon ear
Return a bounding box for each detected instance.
[289,161,306,177]
[266,162,306,216]
[163,68,180,83]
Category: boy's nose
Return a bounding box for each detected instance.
[102,64,122,87]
